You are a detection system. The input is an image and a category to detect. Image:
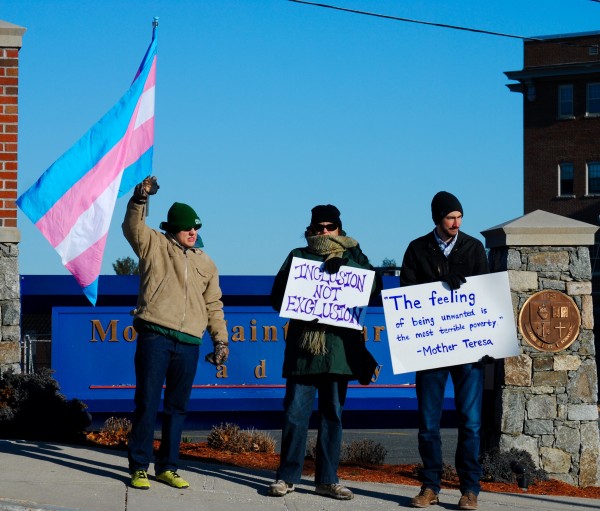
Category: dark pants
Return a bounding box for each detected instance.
[416,363,483,495]
[127,332,199,474]
[276,376,348,485]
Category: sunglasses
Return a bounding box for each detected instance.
[313,223,338,233]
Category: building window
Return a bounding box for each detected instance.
[587,83,600,116]
[558,84,574,118]
[587,162,600,195]
[559,163,574,196]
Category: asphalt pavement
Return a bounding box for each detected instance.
[181,428,458,466]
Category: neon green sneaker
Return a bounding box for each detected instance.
[130,469,151,490]
[156,470,190,489]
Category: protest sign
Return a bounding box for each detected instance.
[279,257,375,330]
[382,271,520,374]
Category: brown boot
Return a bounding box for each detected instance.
[411,488,439,508]
[458,492,478,510]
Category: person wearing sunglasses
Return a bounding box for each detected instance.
[268,204,382,501]
[123,176,229,491]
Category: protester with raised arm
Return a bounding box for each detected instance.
[123,176,228,490]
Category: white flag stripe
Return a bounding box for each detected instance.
[134,86,155,129]
[55,174,123,265]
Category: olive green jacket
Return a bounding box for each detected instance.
[271,245,382,381]
[122,199,228,344]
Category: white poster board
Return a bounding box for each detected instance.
[279,257,375,330]
[382,271,520,374]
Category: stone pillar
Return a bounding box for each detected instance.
[482,210,600,487]
[0,20,25,373]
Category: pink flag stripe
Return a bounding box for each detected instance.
[37,111,153,248]
[54,177,121,265]
[35,82,155,246]
[35,60,156,247]
[65,232,109,289]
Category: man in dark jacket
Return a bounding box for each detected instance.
[400,191,488,511]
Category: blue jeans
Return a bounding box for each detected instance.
[416,363,483,495]
[277,376,348,485]
[127,332,199,474]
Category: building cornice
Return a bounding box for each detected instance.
[0,20,26,49]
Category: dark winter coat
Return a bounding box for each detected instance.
[400,230,489,287]
[271,245,382,382]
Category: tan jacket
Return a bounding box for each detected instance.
[122,199,228,343]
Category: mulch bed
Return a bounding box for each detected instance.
[176,441,600,500]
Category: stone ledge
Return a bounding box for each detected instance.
[0,228,20,243]
[0,20,26,48]
[482,210,599,248]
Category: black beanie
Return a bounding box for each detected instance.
[311,204,342,229]
[431,191,463,224]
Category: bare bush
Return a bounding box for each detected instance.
[86,416,132,447]
[207,423,276,454]
[480,448,547,484]
[341,439,387,466]
[307,437,387,466]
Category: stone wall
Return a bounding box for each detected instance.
[488,245,600,487]
[0,20,25,373]
[0,241,20,371]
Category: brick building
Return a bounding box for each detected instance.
[505,30,600,396]
[505,30,600,225]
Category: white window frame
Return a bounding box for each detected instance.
[558,162,575,197]
[586,83,600,117]
[558,84,574,119]
[586,161,600,196]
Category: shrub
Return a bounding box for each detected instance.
[306,437,387,466]
[480,447,548,484]
[207,423,275,454]
[86,417,132,447]
[341,439,387,466]
[441,463,458,481]
[305,436,317,460]
[412,463,457,481]
[0,368,91,442]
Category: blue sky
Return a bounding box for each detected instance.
[5,0,600,280]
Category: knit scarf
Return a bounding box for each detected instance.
[298,234,359,355]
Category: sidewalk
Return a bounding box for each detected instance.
[0,439,595,511]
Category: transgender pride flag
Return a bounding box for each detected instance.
[17,21,158,305]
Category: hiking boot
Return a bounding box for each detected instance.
[268,479,295,496]
[411,488,439,508]
[315,483,354,500]
[156,470,190,489]
[458,492,478,510]
[130,470,150,490]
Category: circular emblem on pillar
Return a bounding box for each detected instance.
[518,290,580,352]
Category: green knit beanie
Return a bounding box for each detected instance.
[160,202,202,233]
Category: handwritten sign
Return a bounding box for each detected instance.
[382,271,520,374]
[279,257,375,330]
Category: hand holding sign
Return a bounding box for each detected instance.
[278,257,375,330]
[382,271,520,374]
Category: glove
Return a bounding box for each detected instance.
[442,272,466,290]
[324,257,348,274]
[480,355,496,364]
[205,341,229,366]
[132,175,159,203]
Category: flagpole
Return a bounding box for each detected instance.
[145,16,159,218]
